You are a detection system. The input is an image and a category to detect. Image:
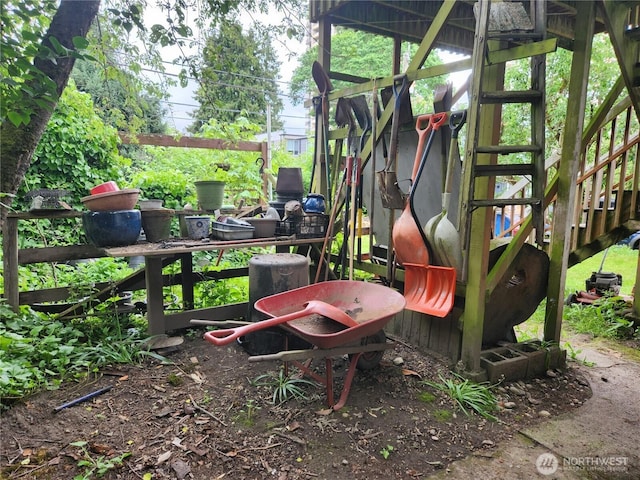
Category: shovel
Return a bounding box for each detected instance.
[392,113,456,318]
[377,75,409,209]
[203,300,357,346]
[424,110,467,270]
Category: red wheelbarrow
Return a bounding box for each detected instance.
[203,280,406,410]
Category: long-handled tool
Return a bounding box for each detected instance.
[349,95,372,263]
[312,61,333,205]
[204,300,358,346]
[425,110,466,270]
[392,113,456,318]
[377,75,408,209]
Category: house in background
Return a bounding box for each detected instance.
[255,131,309,157]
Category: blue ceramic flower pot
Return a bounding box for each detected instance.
[82,210,142,247]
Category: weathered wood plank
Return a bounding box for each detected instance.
[119,133,265,152]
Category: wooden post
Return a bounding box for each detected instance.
[460,60,503,373]
[145,256,166,335]
[544,1,595,343]
[2,215,19,311]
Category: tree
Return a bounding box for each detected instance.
[289,28,444,112]
[1,0,100,229]
[190,20,283,133]
[1,0,306,230]
[72,59,168,135]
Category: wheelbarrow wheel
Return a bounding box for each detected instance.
[351,330,386,371]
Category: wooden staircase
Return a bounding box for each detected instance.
[494,93,640,265]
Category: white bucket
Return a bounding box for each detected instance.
[184,215,211,240]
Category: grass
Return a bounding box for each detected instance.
[515,245,639,344]
[422,373,498,421]
[250,368,317,404]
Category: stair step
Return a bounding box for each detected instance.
[481,90,543,104]
[471,198,541,208]
[476,144,542,155]
[487,32,544,41]
[474,164,536,177]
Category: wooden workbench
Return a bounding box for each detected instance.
[104,236,325,334]
[2,210,324,334]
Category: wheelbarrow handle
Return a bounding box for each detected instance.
[203,300,358,347]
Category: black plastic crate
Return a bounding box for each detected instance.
[275,214,329,238]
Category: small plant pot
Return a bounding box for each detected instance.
[194,181,225,211]
[141,209,174,242]
[139,199,164,210]
[184,215,211,240]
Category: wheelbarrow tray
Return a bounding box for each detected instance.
[254,280,406,349]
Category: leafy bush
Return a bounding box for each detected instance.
[564,295,637,339]
[0,301,158,408]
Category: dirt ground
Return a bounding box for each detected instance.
[0,331,592,480]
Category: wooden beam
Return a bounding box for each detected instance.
[407,0,458,72]
[119,133,265,153]
[601,0,640,122]
[544,0,596,343]
[487,38,557,65]
[459,0,493,374]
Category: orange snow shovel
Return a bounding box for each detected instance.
[392,113,456,317]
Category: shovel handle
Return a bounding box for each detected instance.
[203,300,356,346]
[449,110,467,139]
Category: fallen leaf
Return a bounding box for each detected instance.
[156,451,172,465]
[171,459,191,479]
[89,442,114,456]
[315,408,333,416]
[118,375,129,381]
[402,368,422,379]
[189,371,205,384]
[186,444,209,457]
[225,451,238,457]
[287,421,302,432]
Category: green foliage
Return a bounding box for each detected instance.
[191,20,283,132]
[234,399,261,426]
[72,58,167,135]
[0,300,155,408]
[564,295,636,340]
[251,368,317,404]
[0,0,88,127]
[69,441,130,480]
[380,445,394,460]
[129,169,190,209]
[500,33,621,167]
[423,373,498,421]
[15,82,129,210]
[433,409,453,421]
[564,342,596,367]
[289,28,443,111]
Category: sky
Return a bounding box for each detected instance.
[143,6,309,135]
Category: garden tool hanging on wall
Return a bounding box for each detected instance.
[392,112,456,318]
[311,61,333,205]
[377,74,412,209]
[424,110,467,270]
[349,95,372,263]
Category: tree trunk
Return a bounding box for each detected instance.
[0,0,100,230]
